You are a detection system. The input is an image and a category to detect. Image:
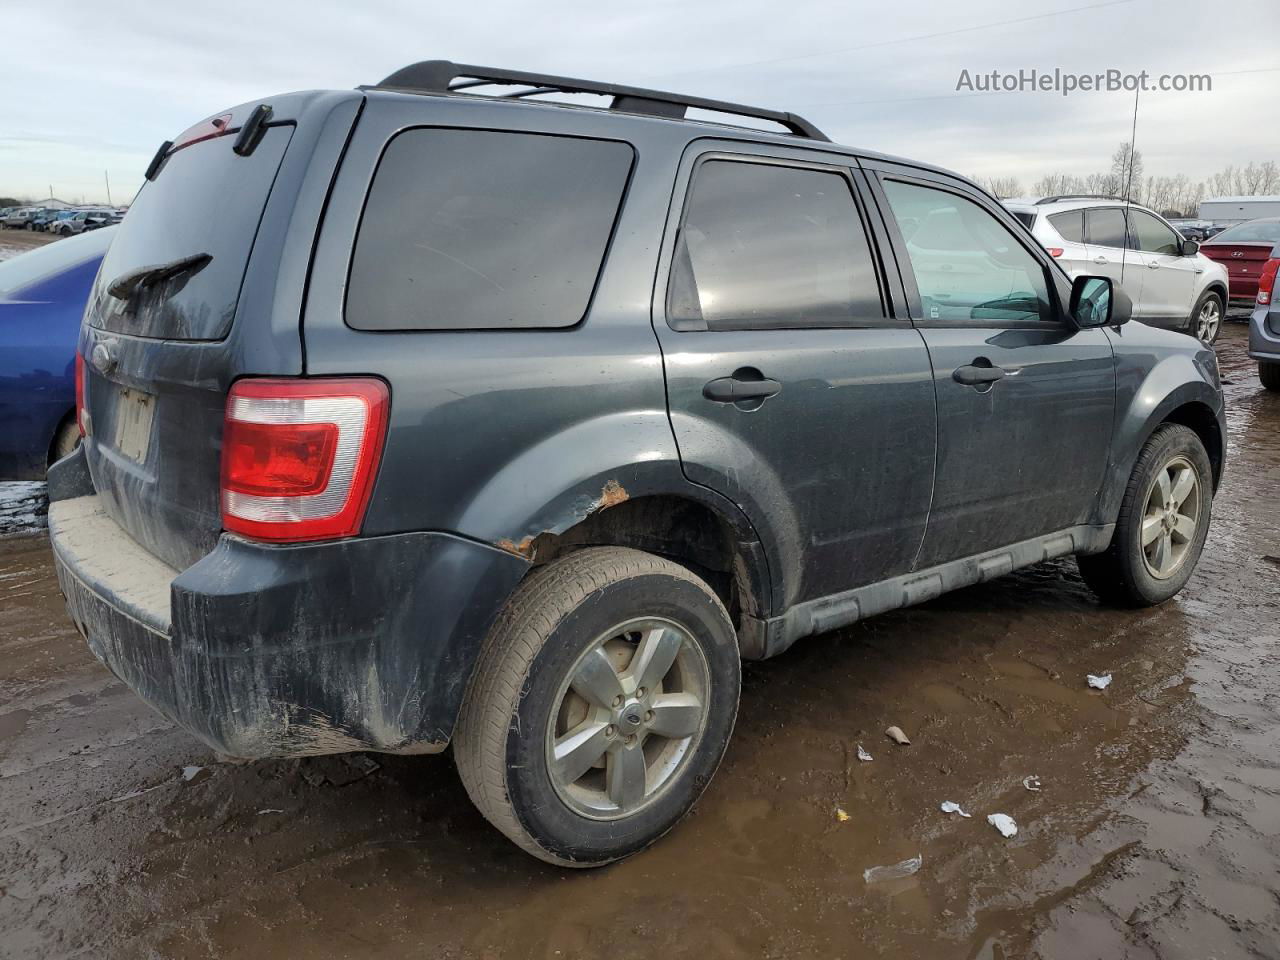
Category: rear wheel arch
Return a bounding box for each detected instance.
[511,494,772,649]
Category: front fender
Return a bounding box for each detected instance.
[1099,328,1225,522]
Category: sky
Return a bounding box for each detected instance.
[2,0,1278,205]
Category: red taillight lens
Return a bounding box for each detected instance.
[172,113,233,151]
[220,378,389,543]
[1046,247,1065,258]
[1257,258,1279,305]
[74,351,85,437]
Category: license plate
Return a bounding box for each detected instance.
[112,387,156,463]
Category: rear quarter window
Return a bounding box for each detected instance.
[345,129,634,331]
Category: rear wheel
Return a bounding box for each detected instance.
[1078,424,1213,606]
[454,547,740,867]
[1260,361,1280,392]
[49,418,80,466]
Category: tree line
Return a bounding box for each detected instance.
[973,143,1280,217]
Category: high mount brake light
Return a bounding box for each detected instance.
[220,378,390,543]
[1257,258,1279,306]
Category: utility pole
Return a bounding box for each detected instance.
[104,171,112,206]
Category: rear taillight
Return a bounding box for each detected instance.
[1046,247,1065,258]
[74,352,85,437]
[1257,258,1279,305]
[220,378,389,543]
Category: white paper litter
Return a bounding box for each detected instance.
[863,854,922,883]
[1087,673,1112,690]
[1023,775,1042,792]
[181,765,204,781]
[885,725,911,745]
[987,813,1018,838]
[857,745,873,762]
[940,801,971,818]
[257,808,285,815]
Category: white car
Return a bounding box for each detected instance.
[1003,196,1229,343]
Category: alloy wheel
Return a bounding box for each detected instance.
[1140,455,1201,580]
[546,617,710,821]
[1195,299,1221,343]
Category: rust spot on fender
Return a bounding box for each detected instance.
[594,479,629,512]
[494,536,537,559]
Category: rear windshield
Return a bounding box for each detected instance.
[346,129,634,331]
[87,125,293,340]
[1210,220,1280,244]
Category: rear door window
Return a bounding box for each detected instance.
[346,129,633,331]
[666,159,883,330]
[87,125,293,340]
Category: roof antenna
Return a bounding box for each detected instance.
[1120,85,1140,285]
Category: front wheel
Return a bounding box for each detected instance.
[1260,361,1280,392]
[1078,423,1213,606]
[454,547,740,867]
[1190,290,1223,344]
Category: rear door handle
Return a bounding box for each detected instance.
[703,375,782,403]
[1093,256,1109,265]
[1147,261,1160,269]
[953,363,1006,386]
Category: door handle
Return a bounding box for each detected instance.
[1147,261,1160,269]
[703,374,782,403]
[953,362,1006,386]
[1093,256,1109,265]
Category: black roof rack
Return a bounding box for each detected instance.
[1035,194,1128,205]
[369,60,829,142]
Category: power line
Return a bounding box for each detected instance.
[648,0,1139,80]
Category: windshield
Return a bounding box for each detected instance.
[1210,220,1280,244]
[0,227,114,298]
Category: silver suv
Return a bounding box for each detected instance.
[1005,196,1229,343]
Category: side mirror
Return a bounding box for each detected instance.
[1180,238,1199,256]
[1069,275,1132,328]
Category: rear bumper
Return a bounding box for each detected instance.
[1249,304,1280,362]
[48,448,527,758]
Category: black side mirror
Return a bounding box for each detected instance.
[1069,275,1132,328]
[1180,239,1199,256]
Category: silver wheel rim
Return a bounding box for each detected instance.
[1196,299,1220,342]
[1140,455,1201,580]
[545,617,710,821]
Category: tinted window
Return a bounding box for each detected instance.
[1086,208,1135,249]
[883,180,1052,325]
[667,160,882,331]
[1010,211,1036,229]
[1048,210,1084,242]
[88,126,293,340]
[346,130,633,331]
[1130,210,1181,255]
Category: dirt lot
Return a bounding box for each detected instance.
[0,324,1276,959]
[0,228,58,261]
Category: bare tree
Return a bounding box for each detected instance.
[1111,142,1144,199]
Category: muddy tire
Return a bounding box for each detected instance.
[1078,424,1213,607]
[49,417,80,466]
[454,547,740,867]
[1260,361,1280,392]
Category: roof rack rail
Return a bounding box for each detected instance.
[369,60,829,142]
[1034,194,1129,205]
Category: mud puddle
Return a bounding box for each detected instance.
[1,324,1277,959]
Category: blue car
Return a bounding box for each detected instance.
[0,228,114,479]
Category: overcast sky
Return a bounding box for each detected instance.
[3,0,1277,204]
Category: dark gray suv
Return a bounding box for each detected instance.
[48,61,1225,867]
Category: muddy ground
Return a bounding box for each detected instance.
[1,324,1277,959]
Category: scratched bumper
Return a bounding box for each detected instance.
[47,448,527,758]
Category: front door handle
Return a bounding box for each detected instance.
[1093,256,1109,265]
[1147,261,1160,269]
[953,362,1006,386]
[703,374,782,403]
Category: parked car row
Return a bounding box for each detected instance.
[1003,195,1229,343]
[0,206,125,235]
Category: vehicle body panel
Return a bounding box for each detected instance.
[0,228,113,478]
[1199,221,1280,302]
